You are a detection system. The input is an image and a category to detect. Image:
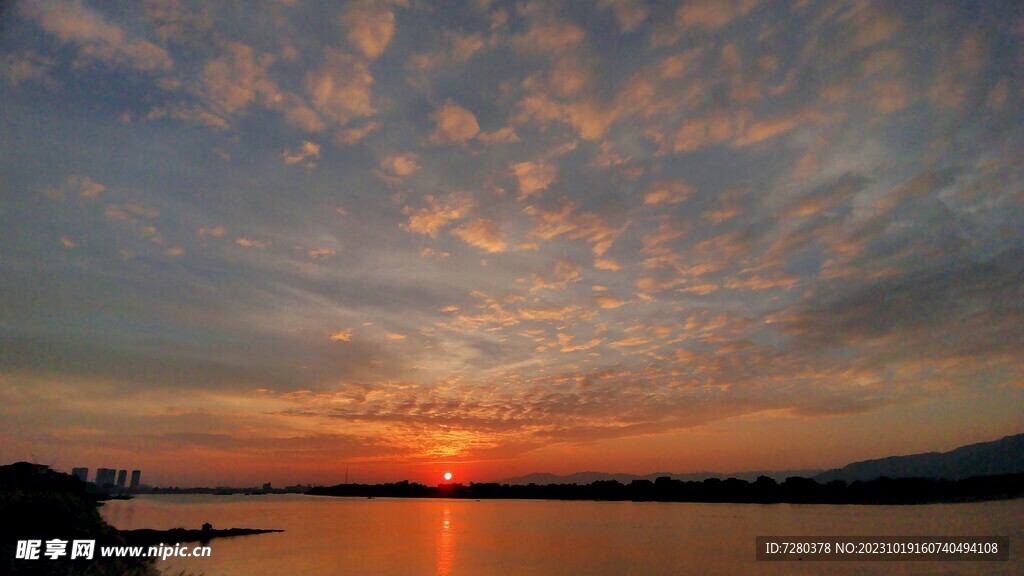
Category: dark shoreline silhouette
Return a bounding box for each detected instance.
[118,527,284,547]
[308,473,1024,505]
[1,462,282,576]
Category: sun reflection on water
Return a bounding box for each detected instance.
[436,507,454,576]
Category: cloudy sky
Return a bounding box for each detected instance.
[1,0,1022,486]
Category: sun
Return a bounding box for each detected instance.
[443,472,453,481]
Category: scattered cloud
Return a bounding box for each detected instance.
[305,49,375,125]
[21,0,172,71]
[379,152,421,177]
[236,237,268,249]
[281,141,321,168]
[340,1,396,60]
[450,219,508,253]
[329,329,353,342]
[402,194,476,237]
[429,101,480,145]
[512,161,558,200]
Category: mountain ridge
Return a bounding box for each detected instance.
[500,433,1024,485]
[813,433,1024,483]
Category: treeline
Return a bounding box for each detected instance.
[308,473,1024,504]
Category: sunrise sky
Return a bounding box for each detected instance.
[1,0,1022,486]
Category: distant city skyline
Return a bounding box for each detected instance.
[1,0,1022,486]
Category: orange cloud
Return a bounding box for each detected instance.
[202,41,271,115]
[235,237,267,249]
[305,49,375,125]
[402,194,476,237]
[512,160,558,200]
[531,260,582,291]
[524,198,625,256]
[105,202,158,223]
[307,248,335,259]
[380,152,421,177]
[23,0,172,71]
[335,121,381,146]
[600,0,649,32]
[340,1,395,60]
[329,329,353,342]
[594,296,626,309]
[644,180,694,205]
[450,219,508,253]
[281,141,321,167]
[676,0,758,30]
[430,101,480,144]
[197,225,226,238]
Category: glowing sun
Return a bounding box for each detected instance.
[443,472,453,481]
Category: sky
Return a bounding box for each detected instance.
[0,0,1022,487]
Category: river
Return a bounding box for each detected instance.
[101,494,1022,575]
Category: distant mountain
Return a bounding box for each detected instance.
[500,469,823,486]
[814,434,1024,483]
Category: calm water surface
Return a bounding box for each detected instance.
[102,495,1022,575]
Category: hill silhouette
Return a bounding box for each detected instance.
[0,462,158,576]
[814,434,1024,483]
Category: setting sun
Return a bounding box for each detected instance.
[444,472,453,481]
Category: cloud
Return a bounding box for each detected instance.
[105,202,158,223]
[513,5,586,54]
[429,101,480,144]
[341,1,396,60]
[46,175,105,199]
[477,126,520,144]
[512,161,558,200]
[401,194,476,237]
[197,225,227,238]
[450,219,508,253]
[305,49,375,125]
[22,0,172,71]
[558,335,605,353]
[236,238,268,249]
[531,260,582,291]
[281,141,321,168]
[595,258,621,271]
[783,249,1024,363]
[379,152,421,177]
[676,0,758,30]
[307,248,335,259]
[524,198,625,256]
[600,0,649,32]
[594,296,626,309]
[329,329,353,342]
[1,51,55,86]
[410,31,485,70]
[644,180,694,205]
[202,41,270,115]
[335,121,381,146]
[610,336,653,347]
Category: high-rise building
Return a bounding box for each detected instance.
[130,470,141,490]
[72,468,89,483]
[116,470,127,489]
[96,468,117,486]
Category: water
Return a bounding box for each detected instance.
[102,495,1022,575]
